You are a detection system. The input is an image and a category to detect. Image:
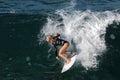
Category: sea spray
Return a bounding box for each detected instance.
[40,9,120,69]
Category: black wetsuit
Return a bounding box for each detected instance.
[52,34,69,57]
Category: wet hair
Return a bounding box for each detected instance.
[45,35,52,40]
[45,35,55,49]
[45,35,54,42]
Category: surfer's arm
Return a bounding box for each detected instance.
[54,46,58,57]
[54,45,59,60]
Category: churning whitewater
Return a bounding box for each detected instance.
[40,9,120,69]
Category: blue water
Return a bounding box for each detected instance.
[0,0,120,80]
[0,0,120,14]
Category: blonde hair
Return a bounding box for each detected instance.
[46,35,55,49]
[46,35,54,43]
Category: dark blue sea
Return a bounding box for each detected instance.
[0,0,120,80]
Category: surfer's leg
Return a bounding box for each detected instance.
[65,51,71,54]
[65,51,75,56]
[65,51,73,55]
[58,43,71,64]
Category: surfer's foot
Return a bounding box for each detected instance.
[71,52,75,56]
[66,59,71,64]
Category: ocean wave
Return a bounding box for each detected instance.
[40,9,120,69]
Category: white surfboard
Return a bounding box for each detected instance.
[61,54,77,73]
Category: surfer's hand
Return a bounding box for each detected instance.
[56,56,59,60]
[54,32,59,35]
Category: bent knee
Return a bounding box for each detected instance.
[58,52,63,57]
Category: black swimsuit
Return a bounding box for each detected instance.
[52,34,69,57]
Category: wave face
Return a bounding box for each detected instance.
[41,9,120,69]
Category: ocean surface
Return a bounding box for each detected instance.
[0,0,120,80]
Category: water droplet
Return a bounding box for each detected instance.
[9,58,12,61]
[26,56,30,62]
[110,34,115,40]
[28,62,31,66]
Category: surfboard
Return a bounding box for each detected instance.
[61,54,77,73]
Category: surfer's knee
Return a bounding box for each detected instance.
[58,52,62,57]
[58,50,64,57]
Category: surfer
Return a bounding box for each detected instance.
[45,32,73,64]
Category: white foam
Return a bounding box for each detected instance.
[40,9,120,69]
